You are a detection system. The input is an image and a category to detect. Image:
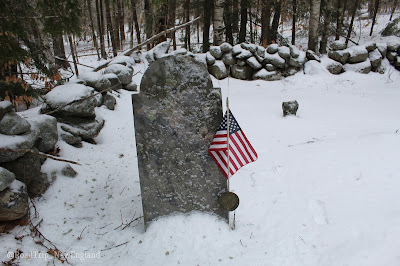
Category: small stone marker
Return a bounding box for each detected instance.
[282,101,299,116]
[132,55,228,227]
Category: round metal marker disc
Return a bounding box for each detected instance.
[219,192,239,211]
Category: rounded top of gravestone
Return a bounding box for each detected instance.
[140,54,213,99]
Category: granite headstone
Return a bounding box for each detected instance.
[132,55,228,227]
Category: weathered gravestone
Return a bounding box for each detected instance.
[132,55,228,227]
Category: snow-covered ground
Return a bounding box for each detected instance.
[2,11,400,266]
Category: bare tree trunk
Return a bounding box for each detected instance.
[261,0,272,46]
[239,0,248,43]
[203,0,212,51]
[346,0,360,46]
[68,35,79,76]
[232,1,239,34]
[320,0,333,53]
[308,0,321,52]
[268,0,282,44]
[224,0,234,44]
[144,0,152,50]
[185,0,191,50]
[292,0,296,44]
[52,35,70,69]
[112,1,121,50]
[335,0,342,40]
[105,0,118,56]
[214,0,225,45]
[96,0,107,59]
[370,0,380,35]
[390,0,398,20]
[118,0,125,48]
[168,0,177,49]
[87,0,100,60]
[131,0,141,45]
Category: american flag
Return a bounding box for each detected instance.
[208,110,258,179]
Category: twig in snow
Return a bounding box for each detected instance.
[100,241,129,251]
[0,148,81,165]
[299,236,306,244]
[288,138,321,147]
[120,186,127,195]
[77,226,88,240]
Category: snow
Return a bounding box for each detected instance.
[0,100,12,109]
[45,84,94,106]
[304,60,330,75]
[9,179,25,193]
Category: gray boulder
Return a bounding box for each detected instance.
[306,50,321,62]
[103,73,122,90]
[253,69,281,81]
[209,46,223,59]
[145,50,155,63]
[265,64,276,71]
[348,46,369,64]
[220,42,233,53]
[241,43,257,53]
[206,52,216,65]
[60,132,82,147]
[192,53,207,67]
[61,164,77,178]
[288,44,300,58]
[376,42,387,58]
[232,44,243,56]
[369,49,383,70]
[231,65,253,80]
[364,42,377,52]
[0,130,37,162]
[0,111,31,135]
[79,72,111,92]
[0,167,15,192]
[104,64,133,85]
[289,51,307,67]
[330,40,346,50]
[282,101,299,116]
[395,56,400,70]
[387,39,400,51]
[208,61,228,80]
[60,118,105,141]
[124,81,138,91]
[0,101,13,121]
[109,55,136,67]
[237,59,246,66]
[222,51,237,65]
[246,57,262,70]
[102,93,117,110]
[321,57,344,75]
[267,44,279,54]
[0,180,28,221]
[387,51,397,62]
[152,41,171,59]
[344,59,372,74]
[130,52,141,63]
[256,46,266,58]
[27,115,58,153]
[44,84,97,118]
[0,149,49,197]
[235,49,253,60]
[282,67,300,77]
[278,46,291,59]
[328,49,350,64]
[264,53,286,68]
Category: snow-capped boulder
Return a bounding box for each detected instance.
[206,52,216,65]
[220,42,233,53]
[252,69,281,81]
[237,59,246,66]
[288,44,300,58]
[0,167,15,192]
[376,43,387,58]
[387,51,397,62]
[364,42,377,52]
[102,93,116,110]
[387,39,400,51]
[278,46,291,59]
[60,118,105,142]
[0,180,28,221]
[267,44,279,54]
[209,46,223,59]
[231,65,253,80]
[123,81,138,91]
[330,40,346,51]
[321,57,344,75]
[288,51,306,68]
[0,111,31,135]
[241,43,257,53]
[0,101,13,121]
[130,51,141,63]
[192,53,207,67]
[328,49,350,64]
[145,50,155,63]
[348,46,369,64]
[246,57,262,70]
[369,49,383,70]
[103,73,122,90]
[344,58,372,74]
[44,84,97,118]
[104,64,133,85]
[264,52,286,68]
[208,61,228,80]
[265,64,276,71]
[306,50,321,62]
[152,41,170,60]
[304,60,330,75]
[79,72,111,92]
[236,49,253,60]
[256,46,266,58]
[0,131,37,163]
[232,44,243,56]
[222,52,236,65]
[27,115,58,153]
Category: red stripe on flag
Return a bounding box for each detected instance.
[230,135,250,164]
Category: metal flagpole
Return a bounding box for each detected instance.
[226,97,230,191]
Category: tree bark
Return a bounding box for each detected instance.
[346,0,360,46]
[112,1,121,50]
[203,0,212,52]
[390,0,398,21]
[370,0,380,36]
[130,0,141,46]
[239,0,247,43]
[320,0,333,53]
[214,0,225,45]
[335,0,342,40]
[87,0,100,60]
[68,35,79,76]
[185,0,191,50]
[308,0,321,52]
[261,0,272,46]
[224,0,234,44]
[105,0,118,56]
[168,0,177,49]
[144,0,152,49]
[118,0,125,47]
[268,0,282,44]
[292,0,297,44]
[232,0,239,33]
[96,0,107,59]
[52,34,70,69]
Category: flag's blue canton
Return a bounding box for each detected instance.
[219,110,241,135]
